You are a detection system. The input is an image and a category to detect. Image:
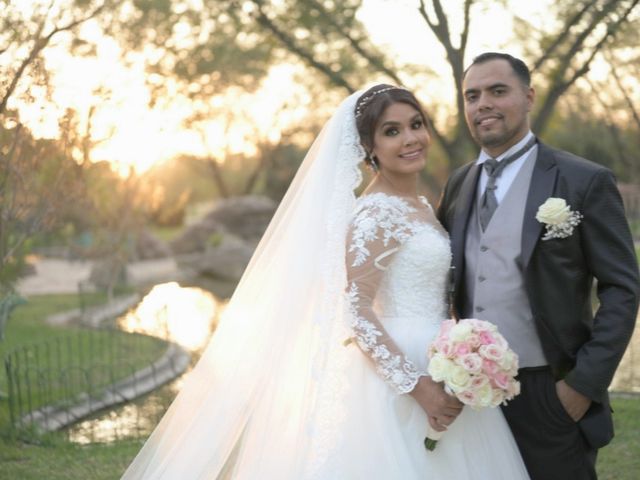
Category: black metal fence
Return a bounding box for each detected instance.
[3,327,187,437]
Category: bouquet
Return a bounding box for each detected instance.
[424,318,520,451]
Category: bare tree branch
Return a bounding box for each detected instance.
[0,1,108,115]
[531,0,599,73]
[533,0,639,133]
[605,49,640,131]
[583,77,632,170]
[251,0,355,93]
[417,0,475,163]
[303,0,403,85]
[195,124,230,198]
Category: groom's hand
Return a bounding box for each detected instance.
[556,380,592,422]
[411,376,463,431]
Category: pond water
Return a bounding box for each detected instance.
[66,281,226,444]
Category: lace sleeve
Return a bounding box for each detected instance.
[345,195,425,394]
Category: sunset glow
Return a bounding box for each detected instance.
[6,0,620,177]
[118,282,220,351]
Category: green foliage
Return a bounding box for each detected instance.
[0,124,88,289]
[109,0,389,98]
[206,232,224,248]
[260,141,308,201]
[540,98,640,183]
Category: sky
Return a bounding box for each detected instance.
[11,0,560,174]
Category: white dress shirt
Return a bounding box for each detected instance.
[476,131,537,204]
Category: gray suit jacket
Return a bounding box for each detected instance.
[437,141,639,448]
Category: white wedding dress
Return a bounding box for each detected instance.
[313,191,530,479]
[121,91,529,480]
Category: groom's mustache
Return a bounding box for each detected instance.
[474,114,504,125]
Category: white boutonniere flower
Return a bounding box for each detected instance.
[536,197,582,240]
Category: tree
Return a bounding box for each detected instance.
[105,0,639,176]
[0,0,117,296]
[0,0,113,117]
[0,120,87,290]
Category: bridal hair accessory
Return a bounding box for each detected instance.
[355,86,406,118]
[535,197,582,241]
[424,318,520,451]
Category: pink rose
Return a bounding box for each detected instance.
[479,330,496,345]
[454,343,471,356]
[459,353,483,373]
[492,372,510,390]
[432,338,453,357]
[471,375,489,389]
[479,344,505,362]
[458,389,478,406]
[482,358,499,376]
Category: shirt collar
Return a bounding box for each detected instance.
[476,131,535,165]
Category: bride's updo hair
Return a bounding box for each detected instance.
[355,84,428,170]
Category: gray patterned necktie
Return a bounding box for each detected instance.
[479,137,537,231]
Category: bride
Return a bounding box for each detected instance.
[121,85,530,479]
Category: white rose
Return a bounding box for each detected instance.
[428,355,456,382]
[475,383,494,407]
[447,365,472,393]
[536,198,571,225]
[449,322,474,342]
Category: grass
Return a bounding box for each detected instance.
[150,225,184,242]
[0,293,167,440]
[0,437,142,480]
[597,396,640,479]
[0,396,636,479]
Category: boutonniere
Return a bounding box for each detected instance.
[535,197,582,241]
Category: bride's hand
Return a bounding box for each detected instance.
[410,376,463,431]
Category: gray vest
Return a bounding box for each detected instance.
[464,154,547,367]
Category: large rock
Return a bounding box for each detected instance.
[135,229,172,260]
[204,195,276,240]
[170,195,276,254]
[199,234,255,281]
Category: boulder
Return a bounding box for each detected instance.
[170,195,276,254]
[135,229,172,260]
[204,195,276,240]
[192,234,254,281]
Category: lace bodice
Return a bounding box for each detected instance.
[345,192,451,394]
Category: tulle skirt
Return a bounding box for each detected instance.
[307,315,531,479]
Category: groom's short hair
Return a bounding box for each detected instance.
[464,52,531,87]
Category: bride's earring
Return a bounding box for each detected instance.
[367,152,379,173]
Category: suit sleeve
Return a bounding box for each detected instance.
[564,169,640,403]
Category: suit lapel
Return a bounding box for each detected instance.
[451,163,481,290]
[521,142,558,268]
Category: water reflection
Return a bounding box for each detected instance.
[67,283,222,444]
[118,282,220,351]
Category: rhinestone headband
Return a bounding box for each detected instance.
[355,86,406,119]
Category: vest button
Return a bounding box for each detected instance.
[476,306,485,312]
[480,245,489,252]
[478,275,486,282]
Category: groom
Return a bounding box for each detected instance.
[437,52,639,479]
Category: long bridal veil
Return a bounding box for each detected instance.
[122,91,365,479]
